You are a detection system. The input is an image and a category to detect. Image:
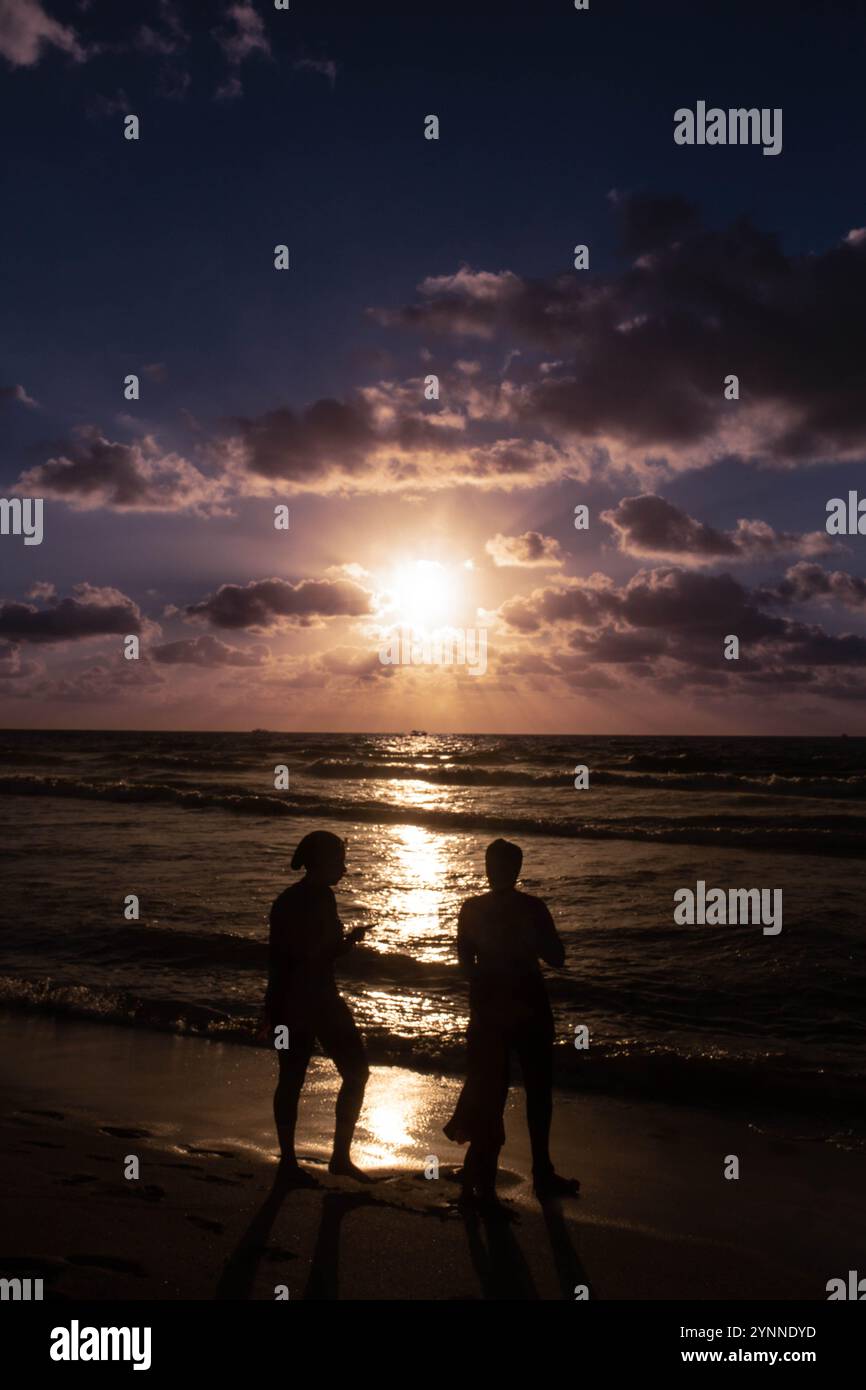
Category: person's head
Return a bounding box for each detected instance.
[291,830,346,886]
[485,837,522,891]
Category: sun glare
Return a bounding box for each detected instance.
[390,561,458,631]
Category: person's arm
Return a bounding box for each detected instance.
[333,923,368,956]
[535,900,566,968]
[264,896,295,1017]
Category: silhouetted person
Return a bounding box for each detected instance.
[444,838,579,1208]
[261,831,370,1185]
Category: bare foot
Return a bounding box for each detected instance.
[328,1158,375,1183]
[533,1171,580,1199]
[276,1159,320,1189]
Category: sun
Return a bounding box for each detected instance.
[390,561,458,631]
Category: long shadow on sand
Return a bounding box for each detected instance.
[538,1196,595,1299]
[214,1171,295,1300]
[461,1208,540,1299]
[302,1190,375,1300]
[460,1198,593,1300]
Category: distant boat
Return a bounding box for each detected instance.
[251,728,270,736]
[409,729,427,736]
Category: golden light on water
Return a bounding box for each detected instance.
[361,821,478,968]
[355,1067,448,1167]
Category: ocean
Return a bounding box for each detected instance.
[2,730,865,1144]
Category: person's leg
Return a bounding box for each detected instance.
[516,1016,580,1197]
[515,1018,555,1183]
[317,994,370,1178]
[273,1032,314,1167]
[458,1019,508,1201]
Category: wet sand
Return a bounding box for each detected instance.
[1,1011,863,1300]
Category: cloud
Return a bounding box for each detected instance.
[374,268,524,340]
[152,634,268,666]
[25,580,55,600]
[0,583,144,644]
[293,56,337,88]
[316,646,393,681]
[0,641,40,684]
[23,657,166,704]
[759,561,866,611]
[0,0,86,67]
[485,531,563,567]
[16,428,229,513]
[219,381,582,494]
[214,73,242,101]
[0,382,39,408]
[375,195,866,473]
[136,3,187,57]
[184,576,374,631]
[213,2,269,64]
[602,494,836,564]
[496,562,866,699]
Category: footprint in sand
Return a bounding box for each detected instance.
[132,1184,167,1203]
[104,1183,166,1202]
[182,1146,237,1159]
[193,1174,242,1187]
[24,1139,64,1149]
[56,1174,98,1186]
[186,1215,225,1234]
[100,1126,153,1140]
[22,1109,66,1121]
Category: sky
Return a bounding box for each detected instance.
[2,0,866,733]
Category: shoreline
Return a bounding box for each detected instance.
[1,997,862,1150]
[1,1010,864,1300]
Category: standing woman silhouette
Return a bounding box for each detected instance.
[261,831,370,1184]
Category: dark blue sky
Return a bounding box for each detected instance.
[4,0,865,436]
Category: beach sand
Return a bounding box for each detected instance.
[1,1011,863,1301]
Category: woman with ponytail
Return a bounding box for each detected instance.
[261,830,370,1184]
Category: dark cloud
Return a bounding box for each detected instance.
[759,561,866,611]
[497,562,866,697]
[185,576,374,631]
[16,428,226,513]
[0,383,39,408]
[377,195,866,469]
[616,191,700,257]
[603,494,835,563]
[779,625,866,667]
[230,398,378,483]
[222,385,572,494]
[0,585,142,644]
[152,634,268,666]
